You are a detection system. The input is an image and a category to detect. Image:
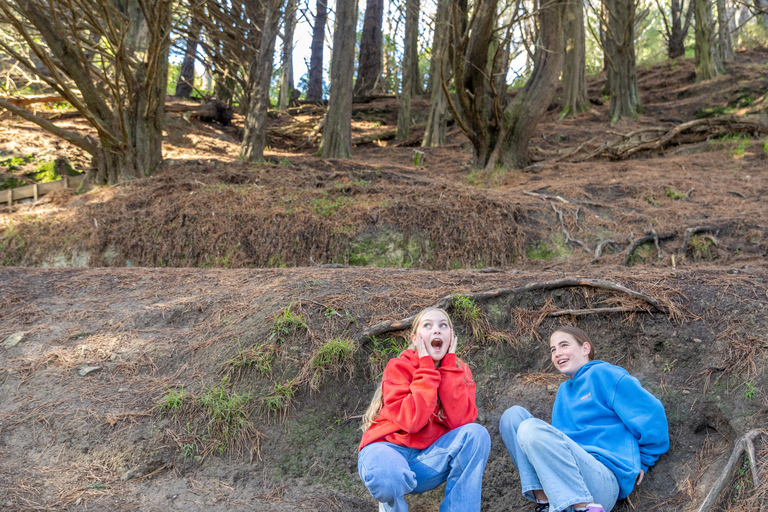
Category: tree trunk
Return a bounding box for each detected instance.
[354,0,384,97]
[604,0,641,123]
[716,0,734,62]
[491,0,566,169]
[307,0,327,101]
[397,0,419,139]
[422,0,451,147]
[694,0,724,81]
[756,0,768,27]
[561,0,588,116]
[241,0,282,161]
[175,16,201,98]
[278,0,297,109]
[319,0,358,158]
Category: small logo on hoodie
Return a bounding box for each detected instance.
[580,392,591,401]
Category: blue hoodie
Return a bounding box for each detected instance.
[552,360,669,499]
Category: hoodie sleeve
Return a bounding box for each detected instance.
[611,374,670,472]
[381,354,442,433]
[437,354,478,429]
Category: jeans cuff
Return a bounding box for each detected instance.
[551,496,593,512]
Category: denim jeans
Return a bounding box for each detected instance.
[499,406,620,512]
[358,423,491,512]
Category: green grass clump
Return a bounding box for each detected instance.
[312,338,356,369]
[197,378,253,449]
[310,193,350,217]
[665,186,686,200]
[0,177,28,191]
[526,241,555,259]
[690,234,718,260]
[270,304,308,341]
[368,337,409,377]
[263,379,298,419]
[158,386,188,416]
[0,155,34,170]
[227,340,273,377]
[452,294,481,324]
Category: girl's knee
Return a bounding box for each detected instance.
[462,423,491,451]
[499,406,532,434]
[516,418,554,449]
[362,468,416,503]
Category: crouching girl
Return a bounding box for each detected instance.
[499,326,669,512]
[358,307,490,512]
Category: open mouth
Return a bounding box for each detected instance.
[557,358,568,366]
[431,338,444,350]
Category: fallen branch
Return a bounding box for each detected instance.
[594,239,620,259]
[695,430,763,512]
[357,278,667,341]
[548,306,648,317]
[1,95,67,106]
[623,231,676,265]
[552,203,588,251]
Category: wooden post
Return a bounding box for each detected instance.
[62,176,69,189]
[33,183,39,201]
[6,188,12,207]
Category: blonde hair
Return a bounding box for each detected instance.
[361,307,457,432]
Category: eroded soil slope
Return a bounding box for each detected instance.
[1,267,767,511]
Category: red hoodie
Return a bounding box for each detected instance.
[359,349,478,451]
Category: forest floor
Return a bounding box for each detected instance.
[1,49,768,512]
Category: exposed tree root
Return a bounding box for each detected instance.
[357,278,668,341]
[623,231,677,265]
[558,115,768,161]
[682,226,718,254]
[547,306,647,317]
[695,430,763,512]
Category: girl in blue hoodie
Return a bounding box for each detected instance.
[499,326,669,512]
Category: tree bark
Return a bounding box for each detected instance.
[663,0,694,58]
[491,0,566,169]
[241,0,283,161]
[561,0,588,116]
[397,0,419,139]
[604,0,641,123]
[307,0,328,101]
[694,0,724,81]
[278,0,297,109]
[319,0,358,157]
[716,0,734,62]
[422,0,452,147]
[354,0,384,97]
[176,16,201,98]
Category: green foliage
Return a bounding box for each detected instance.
[270,304,307,342]
[0,177,28,191]
[167,61,181,96]
[526,241,555,259]
[0,155,34,170]
[158,386,188,416]
[263,379,297,417]
[311,338,356,370]
[744,382,757,400]
[690,234,717,260]
[25,159,78,183]
[452,294,481,324]
[310,193,351,217]
[197,378,253,447]
[227,340,273,376]
[665,186,686,200]
[368,336,409,376]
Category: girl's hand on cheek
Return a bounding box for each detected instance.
[415,334,429,359]
[448,332,457,354]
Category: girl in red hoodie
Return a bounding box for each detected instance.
[357,307,490,512]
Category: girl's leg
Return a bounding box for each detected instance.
[409,423,491,512]
[499,406,545,502]
[358,442,415,512]
[515,418,620,512]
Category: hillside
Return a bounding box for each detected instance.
[1,50,767,512]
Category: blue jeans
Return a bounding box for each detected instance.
[499,406,620,512]
[358,423,491,512]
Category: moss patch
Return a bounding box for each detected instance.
[349,228,425,268]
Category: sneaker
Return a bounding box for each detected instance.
[584,504,605,512]
[534,504,549,512]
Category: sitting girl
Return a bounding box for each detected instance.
[499,326,669,512]
[358,307,490,512]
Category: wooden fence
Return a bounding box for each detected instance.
[4,174,85,207]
